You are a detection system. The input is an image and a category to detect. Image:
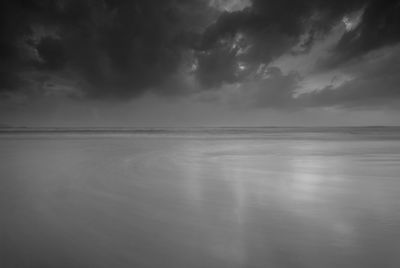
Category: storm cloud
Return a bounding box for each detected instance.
[0,0,215,99]
[1,0,400,109]
[298,44,400,109]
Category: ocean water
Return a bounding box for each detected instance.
[1,127,400,268]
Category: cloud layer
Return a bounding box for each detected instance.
[1,0,400,109]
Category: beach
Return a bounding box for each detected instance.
[1,127,400,267]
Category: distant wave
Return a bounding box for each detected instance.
[1,126,400,140]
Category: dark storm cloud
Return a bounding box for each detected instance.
[222,43,400,110]
[194,0,367,87]
[0,0,215,99]
[317,0,400,70]
[194,0,400,109]
[36,37,66,70]
[298,45,400,108]
[1,0,400,105]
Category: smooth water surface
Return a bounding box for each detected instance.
[1,128,400,267]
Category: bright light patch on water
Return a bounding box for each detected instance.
[2,128,400,267]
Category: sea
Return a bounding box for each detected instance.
[1,127,400,267]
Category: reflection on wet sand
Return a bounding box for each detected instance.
[1,132,400,267]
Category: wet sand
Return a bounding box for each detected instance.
[1,128,400,267]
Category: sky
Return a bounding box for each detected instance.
[1,0,400,127]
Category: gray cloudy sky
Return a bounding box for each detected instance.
[1,0,400,126]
